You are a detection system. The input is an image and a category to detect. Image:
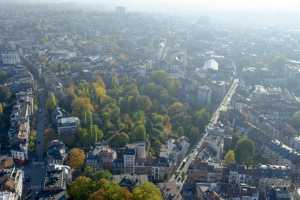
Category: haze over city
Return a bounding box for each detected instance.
[1,0,300,200]
[3,0,300,12]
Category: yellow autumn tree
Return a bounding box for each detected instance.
[0,103,3,114]
[67,148,86,170]
[72,97,94,118]
[93,78,106,99]
[224,150,236,165]
[132,182,162,200]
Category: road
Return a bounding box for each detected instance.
[169,79,239,191]
[36,89,46,161]
[23,161,45,194]
[18,49,47,196]
[19,48,47,162]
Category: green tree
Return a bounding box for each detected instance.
[131,124,147,142]
[168,102,186,126]
[270,54,287,73]
[235,138,255,165]
[290,111,300,130]
[165,77,181,96]
[136,95,152,112]
[44,128,58,151]
[77,128,91,147]
[46,92,57,110]
[110,132,129,148]
[144,83,169,103]
[28,130,37,152]
[123,83,139,97]
[83,167,112,181]
[147,113,166,140]
[132,111,145,124]
[176,126,184,136]
[91,125,104,144]
[231,131,241,149]
[150,70,181,96]
[72,97,94,118]
[168,102,185,115]
[94,170,113,181]
[0,70,7,84]
[77,80,92,97]
[132,182,162,200]
[89,179,132,200]
[0,86,11,102]
[111,74,120,89]
[193,108,210,131]
[224,150,236,165]
[151,70,169,86]
[68,176,95,200]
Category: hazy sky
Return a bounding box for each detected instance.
[75,0,300,13]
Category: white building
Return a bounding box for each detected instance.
[8,91,33,164]
[160,136,190,166]
[123,148,136,174]
[0,50,20,65]
[57,117,80,135]
[10,148,28,163]
[0,160,23,200]
[290,136,300,152]
[203,59,219,71]
[10,120,30,163]
[127,142,146,160]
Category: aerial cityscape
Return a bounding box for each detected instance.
[1,1,300,200]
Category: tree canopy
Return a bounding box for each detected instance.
[235,138,255,165]
[67,176,135,200]
[89,179,132,200]
[110,132,129,148]
[290,111,300,130]
[68,176,95,200]
[132,182,163,200]
[0,70,8,84]
[46,92,57,110]
[55,71,211,155]
[66,148,86,170]
[0,86,11,102]
[0,103,3,114]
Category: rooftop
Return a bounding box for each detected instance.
[203,59,219,71]
[57,117,80,125]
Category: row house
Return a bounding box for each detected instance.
[160,136,190,166]
[8,91,33,164]
[187,160,223,184]
[0,156,23,200]
[86,145,117,170]
[37,164,72,199]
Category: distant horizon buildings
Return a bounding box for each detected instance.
[115,6,126,16]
